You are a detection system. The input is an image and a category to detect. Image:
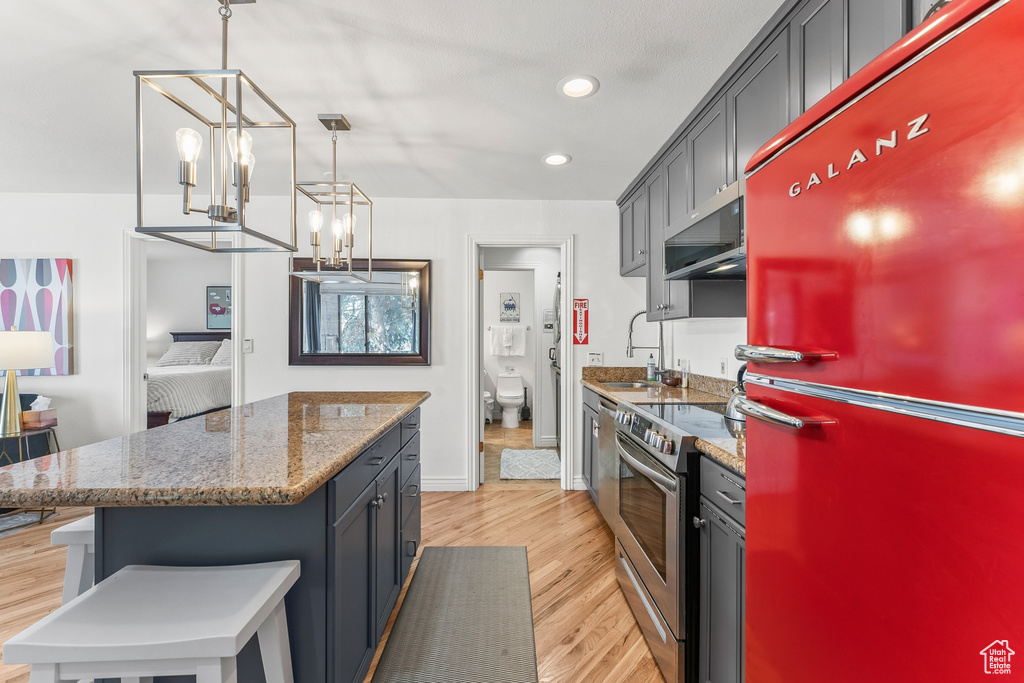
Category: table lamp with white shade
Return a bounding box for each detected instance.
[0,329,55,437]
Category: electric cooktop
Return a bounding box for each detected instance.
[632,402,734,440]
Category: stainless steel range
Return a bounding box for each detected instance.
[612,400,732,683]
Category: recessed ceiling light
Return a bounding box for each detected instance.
[543,153,572,166]
[558,75,600,99]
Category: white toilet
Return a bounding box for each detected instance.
[495,372,526,428]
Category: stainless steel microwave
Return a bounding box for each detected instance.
[664,179,745,280]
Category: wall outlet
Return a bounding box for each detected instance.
[587,352,604,366]
[719,357,728,376]
[243,339,254,354]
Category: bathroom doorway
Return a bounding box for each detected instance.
[473,243,567,490]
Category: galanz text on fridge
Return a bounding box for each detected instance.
[787,114,930,198]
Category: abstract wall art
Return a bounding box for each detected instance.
[0,258,74,375]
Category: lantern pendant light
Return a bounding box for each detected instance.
[135,0,298,253]
[294,114,373,283]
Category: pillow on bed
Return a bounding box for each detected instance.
[155,341,222,367]
[211,339,232,366]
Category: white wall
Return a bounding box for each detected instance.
[480,246,560,445]
[666,317,748,382]
[146,241,231,364]
[0,193,135,449]
[242,198,646,491]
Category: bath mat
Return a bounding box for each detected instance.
[371,546,539,682]
[499,449,560,480]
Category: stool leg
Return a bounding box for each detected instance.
[27,663,58,683]
[61,544,87,605]
[196,657,237,683]
[257,600,294,683]
[80,544,95,596]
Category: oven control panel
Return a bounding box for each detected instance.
[616,408,675,455]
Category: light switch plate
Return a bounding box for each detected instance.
[243,339,254,354]
[719,357,728,376]
[587,352,604,366]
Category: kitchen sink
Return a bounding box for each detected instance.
[603,382,653,388]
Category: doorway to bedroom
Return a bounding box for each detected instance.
[139,240,234,430]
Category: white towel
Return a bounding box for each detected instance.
[490,327,510,356]
[509,326,527,356]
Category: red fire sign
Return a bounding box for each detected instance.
[572,299,589,345]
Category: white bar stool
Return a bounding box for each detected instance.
[4,560,300,683]
[49,515,94,605]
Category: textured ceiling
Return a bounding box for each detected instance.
[0,0,786,200]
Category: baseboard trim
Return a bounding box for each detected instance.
[421,477,472,492]
[535,436,558,448]
[572,476,587,491]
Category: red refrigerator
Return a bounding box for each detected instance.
[741,1,1024,680]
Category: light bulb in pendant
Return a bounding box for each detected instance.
[332,217,345,238]
[244,153,255,178]
[176,128,202,163]
[409,275,418,290]
[308,209,324,233]
[227,128,253,163]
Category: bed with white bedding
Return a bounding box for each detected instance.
[146,331,232,428]
[146,365,232,421]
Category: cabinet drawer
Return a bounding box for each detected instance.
[330,426,401,523]
[399,431,421,487]
[401,500,421,585]
[401,463,421,528]
[400,408,421,447]
[700,456,746,527]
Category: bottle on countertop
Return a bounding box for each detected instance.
[646,354,656,381]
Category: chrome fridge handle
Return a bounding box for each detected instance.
[734,396,808,429]
[735,344,837,363]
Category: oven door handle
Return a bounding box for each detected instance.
[614,433,677,493]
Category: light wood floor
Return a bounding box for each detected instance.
[365,489,664,683]
[0,491,662,683]
[483,420,561,490]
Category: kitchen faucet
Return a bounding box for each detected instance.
[626,310,664,376]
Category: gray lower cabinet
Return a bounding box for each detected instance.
[582,388,599,503]
[698,457,746,683]
[330,417,420,683]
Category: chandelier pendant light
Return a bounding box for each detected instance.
[294,114,373,283]
[134,0,298,253]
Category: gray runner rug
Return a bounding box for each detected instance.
[371,546,539,683]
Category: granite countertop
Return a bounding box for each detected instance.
[0,391,429,507]
[581,367,746,476]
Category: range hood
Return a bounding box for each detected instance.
[665,179,746,280]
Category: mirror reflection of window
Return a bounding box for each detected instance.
[289,259,430,366]
[302,273,420,355]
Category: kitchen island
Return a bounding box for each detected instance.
[0,391,429,683]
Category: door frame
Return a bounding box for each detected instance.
[466,234,575,491]
[122,229,245,435]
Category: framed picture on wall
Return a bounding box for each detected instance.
[207,286,231,329]
[499,292,520,323]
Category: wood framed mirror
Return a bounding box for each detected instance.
[289,258,431,366]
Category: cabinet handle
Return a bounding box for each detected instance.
[380,492,388,503]
[368,457,384,465]
[406,540,418,557]
[715,490,742,506]
[692,516,706,529]
[405,485,419,497]
[405,423,419,430]
[371,498,380,510]
[405,452,418,459]
[638,249,645,256]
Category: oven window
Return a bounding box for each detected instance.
[619,455,667,581]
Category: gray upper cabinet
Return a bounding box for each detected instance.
[790,0,844,114]
[619,189,647,277]
[687,98,731,210]
[849,0,909,74]
[648,143,704,321]
[729,29,792,176]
